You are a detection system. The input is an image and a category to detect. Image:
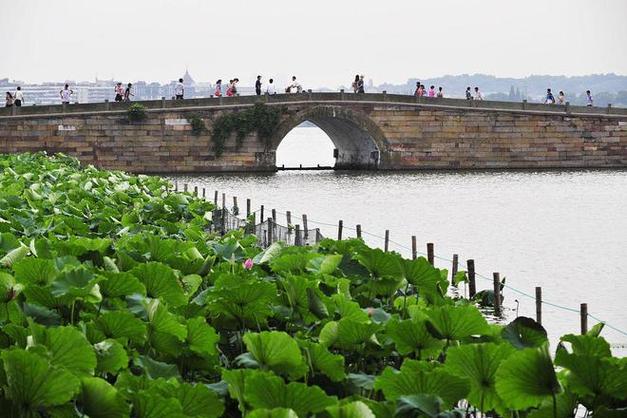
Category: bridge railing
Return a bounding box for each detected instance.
[0,91,625,118]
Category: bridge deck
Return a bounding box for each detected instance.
[1,92,625,120]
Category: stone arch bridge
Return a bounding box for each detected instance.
[0,92,625,172]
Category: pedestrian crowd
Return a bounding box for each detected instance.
[3,75,596,108]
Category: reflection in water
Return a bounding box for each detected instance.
[170,128,627,351]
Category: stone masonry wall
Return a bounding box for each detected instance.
[369,105,627,169]
[0,99,625,172]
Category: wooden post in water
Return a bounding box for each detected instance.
[451,254,459,285]
[356,224,362,238]
[272,209,277,222]
[580,303,588,334]
[267,218,273,244]
[427,243,434,265]
[338,220,343,240]
[535,287,542,325]
[260,205,264,223]
[315,228,321,243]
[467,259,476,298]
[194,186,198,196]
[202,188,206,199]
[411,236,417,260]
[184,183,188,193]
[384,230,390,252]
[303,214,309,240]
[233,196,238,212]
[295,224,302,246]
[493,272,501,317]
[174,182,178,192]
[246,199,251,217]
[214,190,218,205]
[286,211,292,226]
[221,193,225,209]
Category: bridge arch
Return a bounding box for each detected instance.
[271,105,389,169]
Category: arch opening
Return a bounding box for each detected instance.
[275,122,335,169]
[272,106,384,170]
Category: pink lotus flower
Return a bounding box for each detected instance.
[243,258,254,270]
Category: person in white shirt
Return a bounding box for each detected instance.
[175,78,184,100]
[474,86,483,100]
[13,86,24,107]
[60,84,73,104]
[286,76,302,94]
[266,78,276,95]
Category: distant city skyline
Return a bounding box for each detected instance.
[1,0,626,89]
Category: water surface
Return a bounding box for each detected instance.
[170,127,627,351]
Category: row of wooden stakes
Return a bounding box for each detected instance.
[174,181,592,335]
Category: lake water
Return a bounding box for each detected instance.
[170,126,627,352]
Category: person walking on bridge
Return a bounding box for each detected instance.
[5,92,14,108]
[437,86,444,98]
[474,86,483,100]
[352,75,360,93]
[465,87,473,100]
[586,90,593,107]
[545,88,555,104]
[175,78,185,100]
[357,75,365,93]
[557,91,565,105]
[214,79,222,97]
[414,81,421,96]
[255,76,262,96]
[428,85,436,97]
[124,83,134,102]
[60,84,74,104]
[13,87,24,107]
[266,78,276,95]
[114,82,124,102]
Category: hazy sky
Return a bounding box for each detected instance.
[1,0,626,88]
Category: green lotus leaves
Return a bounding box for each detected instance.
[42,326,97,376]
[99,271,146,298]
[327,400,376,418]
[131,262,187,307]
[1,348,81,412]
[206,273,277,329]
[386,316,444,359]
[94,339,129,374]
[425,304,490,341]
[0,154,624,418]
[298,339,346,382]
[241,331,307,379]
[244,371,337,417]
[502,317,548,349]
[12,257,58,286]
[445,342,514,413]
[495,344,561,410]
[374,360,469,406]
[79,377,130,418]
[94,311,147,344]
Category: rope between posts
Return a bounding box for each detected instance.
[187,190,627,339]
[272,210,627,339]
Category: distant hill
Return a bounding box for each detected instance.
[374,73,627,107]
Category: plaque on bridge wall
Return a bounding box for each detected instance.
[165,119,190,126]
[57,125,77,131]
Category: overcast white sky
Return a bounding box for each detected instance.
[1,0,626,88]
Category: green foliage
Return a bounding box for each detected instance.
[211,103,282,157]
[127,103,147,122]
[0,153,624,417]
[187,114,206,136]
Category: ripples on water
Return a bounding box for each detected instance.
[170,127,627,353]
